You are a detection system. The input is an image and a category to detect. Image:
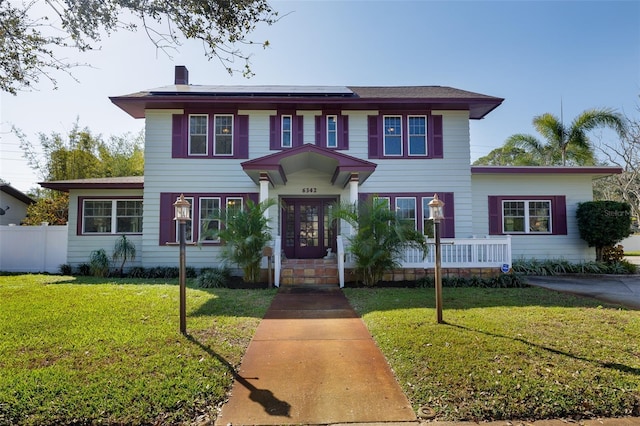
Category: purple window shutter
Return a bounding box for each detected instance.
[172,115,185,158]
[488,196,502,235]
[315,115,324,146]
[269,115,279,150]
[430,115,443,159]
[235,115,249,158]
[159,193,176,245]
[339,115,349,150]
[440,192,455,238]
[553,196,567,235]
[294,115,304,147]
[368,116,379,158]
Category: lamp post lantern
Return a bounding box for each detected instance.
[174,194,191,335]
[428,194,445,324]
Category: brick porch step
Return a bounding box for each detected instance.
[280,258,339,286]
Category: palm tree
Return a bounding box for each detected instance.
[330,197,428,286]
[506,108,627,166]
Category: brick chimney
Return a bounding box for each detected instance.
[174,66,189,85]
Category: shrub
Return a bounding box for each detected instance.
[196,267,231,288]
[89,249,110,277]
[416,273,526,288]
[602,244,625,263]
[77,263,91,276]
[112,235,136,277]
[576,201,632,261]
[59,264,72,275]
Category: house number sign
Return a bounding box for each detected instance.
[302,188,317,193]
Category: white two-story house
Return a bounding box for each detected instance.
[42,66,620,284]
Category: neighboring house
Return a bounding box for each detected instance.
[0,183,35,225]
[41,66,621,282]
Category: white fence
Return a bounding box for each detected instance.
[0,225,68,273]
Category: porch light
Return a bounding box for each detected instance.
[173,194,191,335]
[428,194,445,223]
[428,194,445,324]
[174,194,191,222]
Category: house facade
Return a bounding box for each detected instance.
[41,66,621,282]
[0,183,34,226]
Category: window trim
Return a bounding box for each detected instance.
[281,115,293,148]
[502,199,552,234]
[368,113,442,160]
[199,197,221,243]
[79,197,143,235]
[326,115,338,148]
[422,196,435,237]
[189,114,209,156]
[175,196,195,243]
[408,115,428,156]
[213,114,234,156]
[383,115,403,156]
[395,196,417,230]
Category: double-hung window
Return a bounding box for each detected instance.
[199,198,221,242]
[83,199,143,234]
[281,115,292,148]
[384,116,403,156]
[503,200,551,233]
[408,116,427,155]
[326,115,338,148]
[214,115,233,155]
[396,197,417,230]
[189,114,208,155]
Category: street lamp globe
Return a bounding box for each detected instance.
[174,194,191,222]
[428,194,445,223]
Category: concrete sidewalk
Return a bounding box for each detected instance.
[214,287,416,425]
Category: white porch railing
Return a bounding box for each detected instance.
[270,235,512,288]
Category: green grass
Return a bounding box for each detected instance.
[0,275,276,426]
[625,251,640,256]
[344,287,640,422]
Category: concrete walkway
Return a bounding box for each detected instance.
[214,287,416,425]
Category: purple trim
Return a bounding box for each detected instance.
[269,113,303,150]
[472,166,623,175]
[339,115,349,149]
[294,115,304,148]
[429,115,443,159]
[110,92,503,120]
[236,115,249,158]
[172,112,248,159]
[315,114,349,149]
[487,195,567,236]
[41,180,144,192]
[269,115,279,149]
[368,114,443,160]
[242,143,376,171]
[159,193,176,245]
[172,114,186,158]
[367,115,379,158]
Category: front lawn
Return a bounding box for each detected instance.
[344,287,640,422]
[0,275,276,426]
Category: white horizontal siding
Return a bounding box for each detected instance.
[471,173,596,262]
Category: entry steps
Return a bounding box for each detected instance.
[279,258,339,286]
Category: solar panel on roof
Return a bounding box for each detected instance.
[149,85,354,96]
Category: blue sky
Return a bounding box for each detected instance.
[1,0,639,193]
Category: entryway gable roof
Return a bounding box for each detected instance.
[241,144,376,187]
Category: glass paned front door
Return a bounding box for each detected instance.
[282,198,336,259]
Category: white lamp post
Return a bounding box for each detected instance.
[428,194,445,324]
[174,194,191,335]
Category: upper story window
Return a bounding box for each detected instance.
[82,199,143,234]
[173,112,248,159]
[384,116,403,156]
[408,116,427,155]
[189,115,208,155]
[503,200,551,234]
[326,115,338,148]
[214,115,234,155]
[281,115,292,148]
[368,114,443,159]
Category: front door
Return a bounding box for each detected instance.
[282,198,337,259]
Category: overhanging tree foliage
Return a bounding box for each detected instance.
[576,201,632,261]
[1,0,278,94]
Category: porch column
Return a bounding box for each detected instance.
[348,173,359,235]
[259,172,270,220]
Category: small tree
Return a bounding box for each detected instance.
[330,197,429,286]
[89,249,110,277]
[576,201,632,261]
[112,235,136,277]
[204,199,276,283]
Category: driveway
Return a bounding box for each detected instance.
[525,274,640,309]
